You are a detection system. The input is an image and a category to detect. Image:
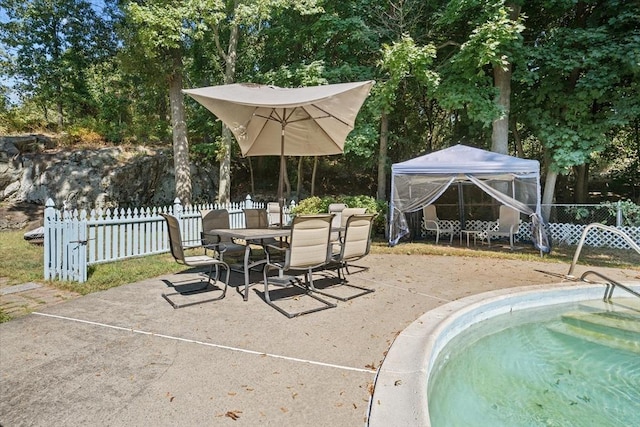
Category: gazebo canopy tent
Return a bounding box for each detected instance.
[389,144,550,252]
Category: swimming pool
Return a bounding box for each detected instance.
[367,283,640,427]
[428,299,639,426]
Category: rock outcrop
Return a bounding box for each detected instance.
[1,135,219,213]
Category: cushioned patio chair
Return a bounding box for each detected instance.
[486,205,520,249]
[422,205,454,245]
[261,214,337,318]
[160,213,230,309]
[316,213,376,301]
[200,209,245,262]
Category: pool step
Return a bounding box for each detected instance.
[577,298,640,318]
[547,306,640,355]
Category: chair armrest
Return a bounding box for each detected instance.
[201,231,226,254]
[263,240,289,263]
[201,231,222,243]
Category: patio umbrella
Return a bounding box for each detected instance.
[183,81,374,224]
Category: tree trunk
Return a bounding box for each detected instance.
[542,168,558,222]
[218,126,232,203]
[168,51,192,205]
[573,163,589,203]
[512,117,524,157]
[218,18,239,203]
[248,157,255,195]
[57,101,64,129]
[311,156,318,196]
[296,157,304,198]
[377,112,389,200]
[491,62,511,155]
[491,4,520,155]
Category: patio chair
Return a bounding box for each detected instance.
[486,205,520,249]
[316,213,376,301]
[261,214,337,318]
[328,203,347,242]
[200,209,245,262]
[267,202,284,227]
[244,208,270,229]
[339,207,367,228]
[160,213,230,309]
[422,205,454,245]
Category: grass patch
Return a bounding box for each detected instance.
[0,230,193,296]
[371,237,640,270]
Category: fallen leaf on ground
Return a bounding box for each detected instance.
[225,410,242,420]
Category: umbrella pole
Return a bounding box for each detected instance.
[278,123,285,227]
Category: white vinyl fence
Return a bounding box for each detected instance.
[43,196,293,283]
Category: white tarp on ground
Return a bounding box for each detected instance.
[389,144,549,252]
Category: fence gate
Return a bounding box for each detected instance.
[44,201,88,283]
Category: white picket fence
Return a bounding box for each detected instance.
[44,197,639,284]
[43,196,293,283]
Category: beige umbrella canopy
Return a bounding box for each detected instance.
[183,81,375,219]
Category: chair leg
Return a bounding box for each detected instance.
[261,266,336,318]
[310,261,375,302]
[162,262,229,309]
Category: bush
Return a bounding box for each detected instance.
[60,125,104,147]
[291,195,388,236]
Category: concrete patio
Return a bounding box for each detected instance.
[1,254,638,426]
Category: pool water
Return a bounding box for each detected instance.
[428,301,640,426]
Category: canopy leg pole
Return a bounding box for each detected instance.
[458,181,465,231]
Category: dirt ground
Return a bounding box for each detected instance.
[0,201,44,231]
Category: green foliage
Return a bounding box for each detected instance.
[291,195,387,235]
[191,137,224,164]
[515,0,640,171]
[259,61,328,87]
[59,125,104,146]
[434,1,525,127]
[0,0,116,126]
[0,308,10,323]
[602,200,640,227]
[376,35,439,113]
[290,196,327,214]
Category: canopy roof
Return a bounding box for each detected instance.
[389,145,549,253]
[392,144,540,175]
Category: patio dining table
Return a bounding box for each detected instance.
[204,228,291,301]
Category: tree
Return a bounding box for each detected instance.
[125,0,224,205]
[186,0,324,203]
[375,35,439,199]
[1,0,115,128]
[434,0,525,154]
[515,0,640,212]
